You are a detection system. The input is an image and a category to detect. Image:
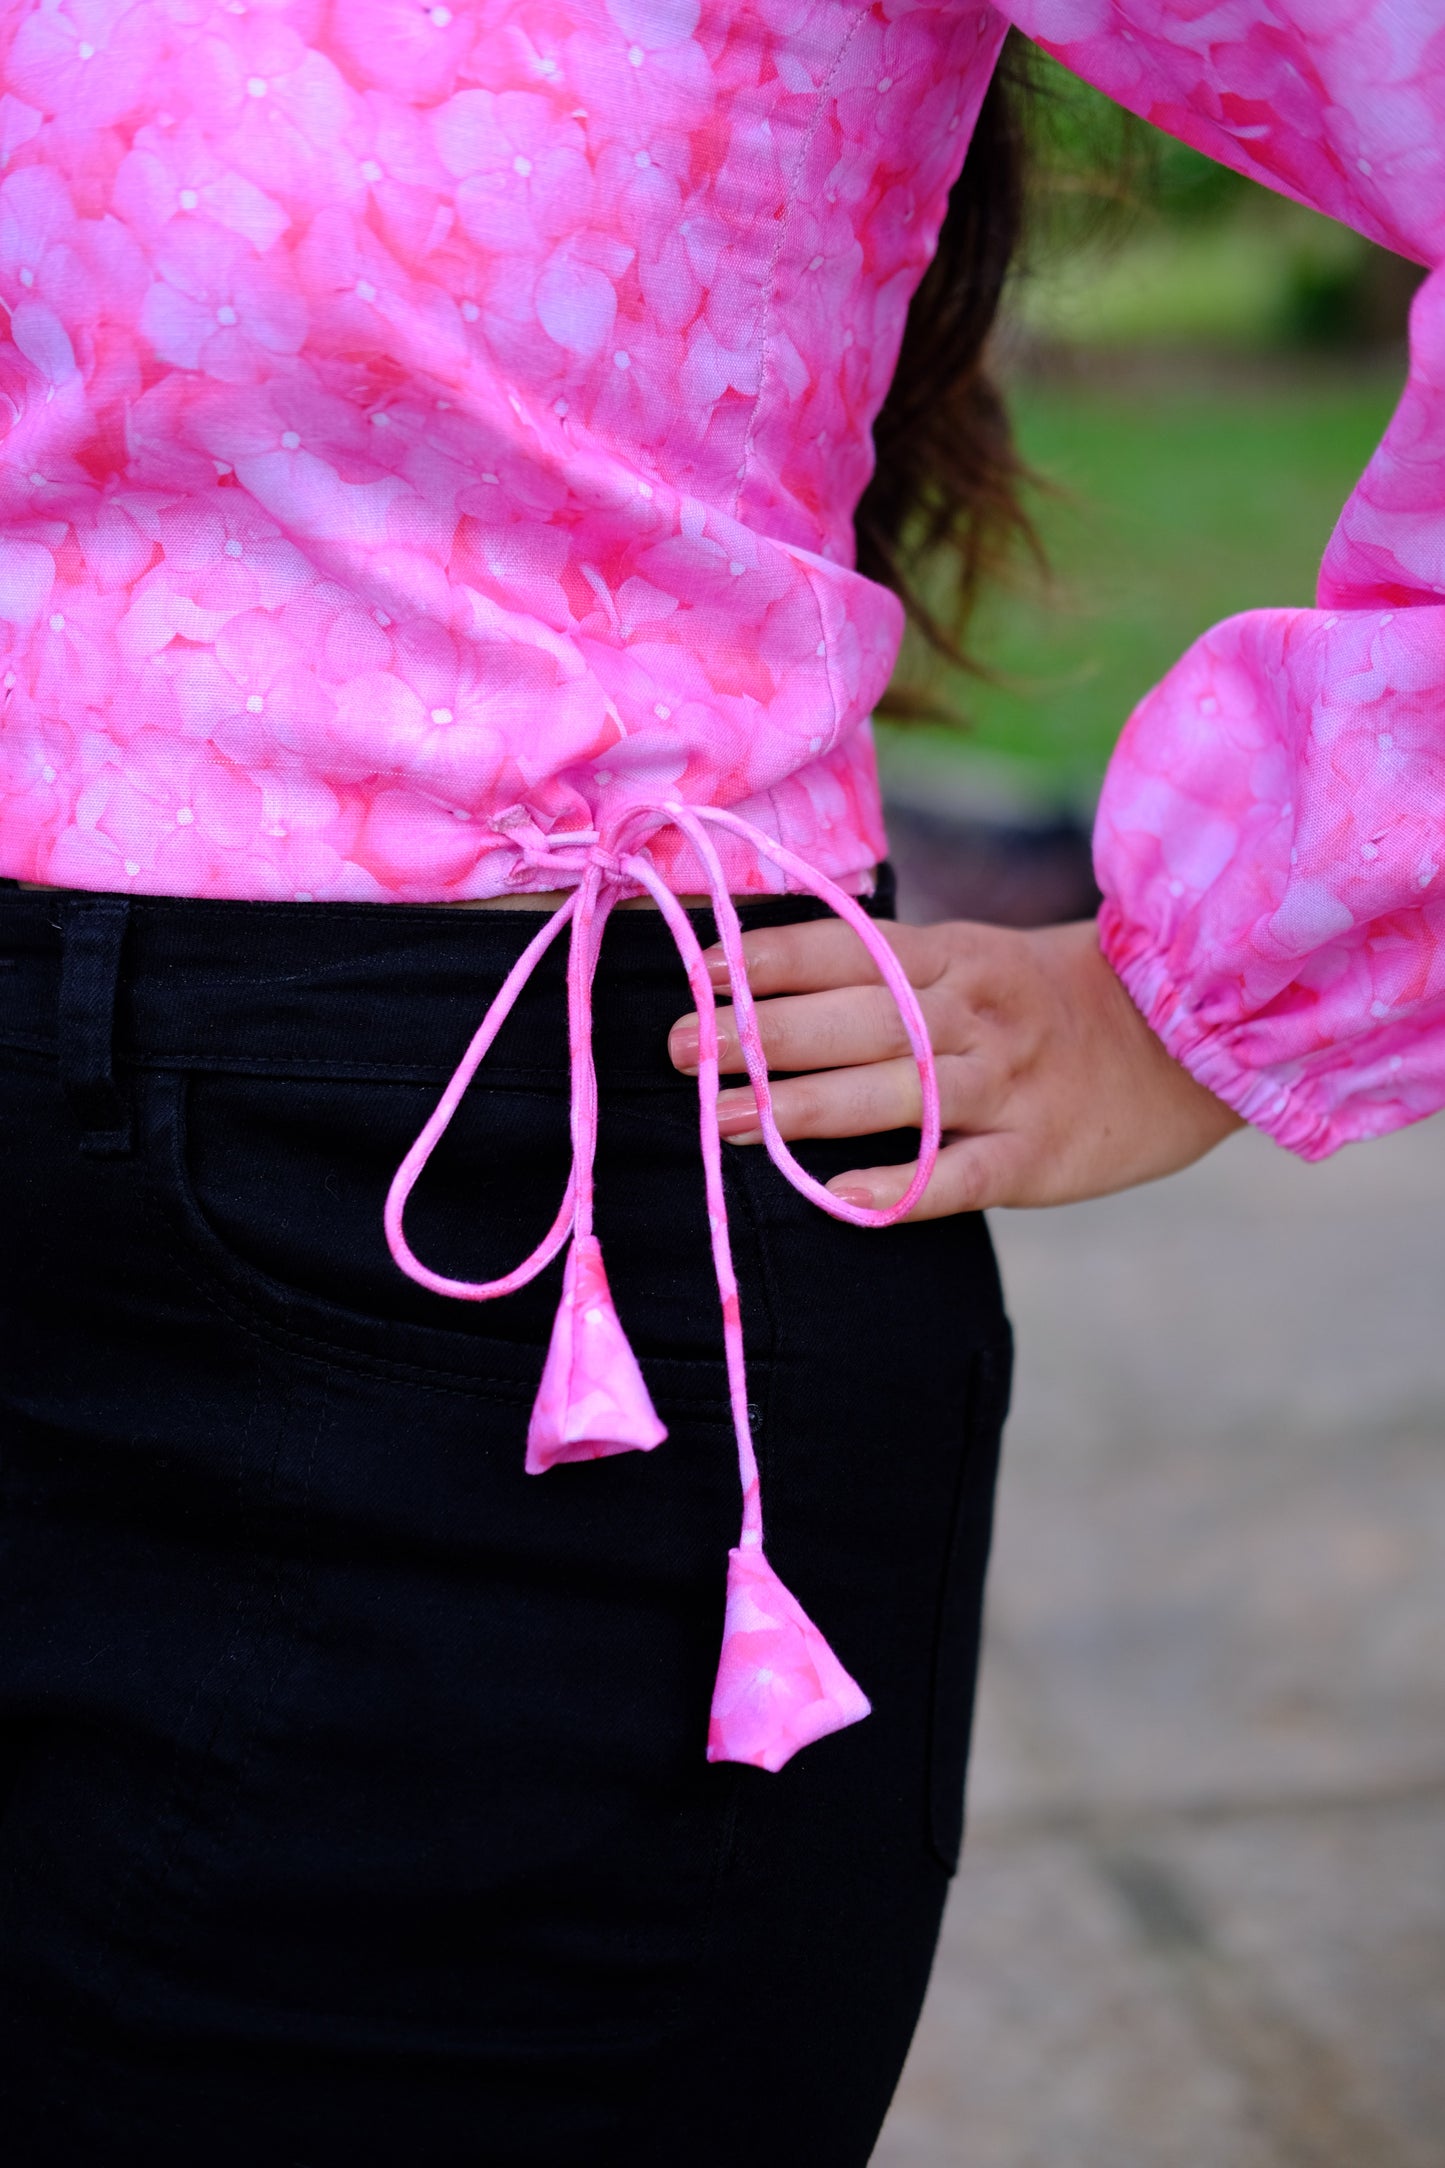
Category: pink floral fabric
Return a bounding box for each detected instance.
[707,1544,871,1772]
[0,0,1008,903]
[525,1230,668,1471]
[1,0,1443,1155]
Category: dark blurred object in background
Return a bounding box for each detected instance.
[881,756,1100,928]
[885,796,1099,927]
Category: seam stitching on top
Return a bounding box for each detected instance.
[729,7,871,521]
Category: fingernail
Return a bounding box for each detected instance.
[706,955,730,986]
[717,1093,758,1137]
[828,1184,874,1209]
[669,1025,700,1067]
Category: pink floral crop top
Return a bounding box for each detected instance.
[4,0,1444,1770]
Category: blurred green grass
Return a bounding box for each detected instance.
[1013,213,1373,353]
[881,363,1404,796]
[878,41,1415,801]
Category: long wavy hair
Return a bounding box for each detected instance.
[855,41,1037,705]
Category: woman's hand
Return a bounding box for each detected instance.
[667,916,1243,1219]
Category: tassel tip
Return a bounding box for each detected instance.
[706,1547,870,1772]
[526,1234,667,1472]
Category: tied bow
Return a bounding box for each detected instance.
[384,801,941,1771]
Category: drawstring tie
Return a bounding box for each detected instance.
[385,802,941,1772]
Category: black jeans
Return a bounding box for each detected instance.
[0,880,1011,2166]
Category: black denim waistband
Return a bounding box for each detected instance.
[0,870,894,1090]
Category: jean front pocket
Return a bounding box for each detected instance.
[144,1064,572,1395]
[927,1333,1014,1874]
[144,1062,745,1429]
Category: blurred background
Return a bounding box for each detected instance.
[871,45,1445,2168]
[876,39,1418,926]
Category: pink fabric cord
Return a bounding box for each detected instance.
[384,802,941,1771]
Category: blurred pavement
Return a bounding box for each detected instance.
[873,1115,1445,2167]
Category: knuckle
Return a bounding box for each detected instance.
[841,1070,883,1133]
[750,927,801,983]
[902,923,947,986]
[757,1009,794,1068]
[792,1084,823,1136]
[877,1059,920,1129]
[953,1165,986,1214]
[867,984,910,1054]
[785,1075,824,1132]
[930,982,975,1048]
[732,942,770,991]
[938,1143,989,1214]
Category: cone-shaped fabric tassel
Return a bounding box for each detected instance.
[706,1546,871,1772]
[525,1234,668,1474]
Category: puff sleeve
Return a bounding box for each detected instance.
[997,2,1445,1156]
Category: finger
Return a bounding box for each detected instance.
[717,1058,919,1143]
[716,1052,1005,1144]
[700,915,943,999]
[825,1131,1030,1222]
[670,978,977,1077]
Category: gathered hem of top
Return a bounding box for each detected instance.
[1099,899,1347,1163]
[0,730,889,910]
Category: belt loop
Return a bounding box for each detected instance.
[58,895,134,1156]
